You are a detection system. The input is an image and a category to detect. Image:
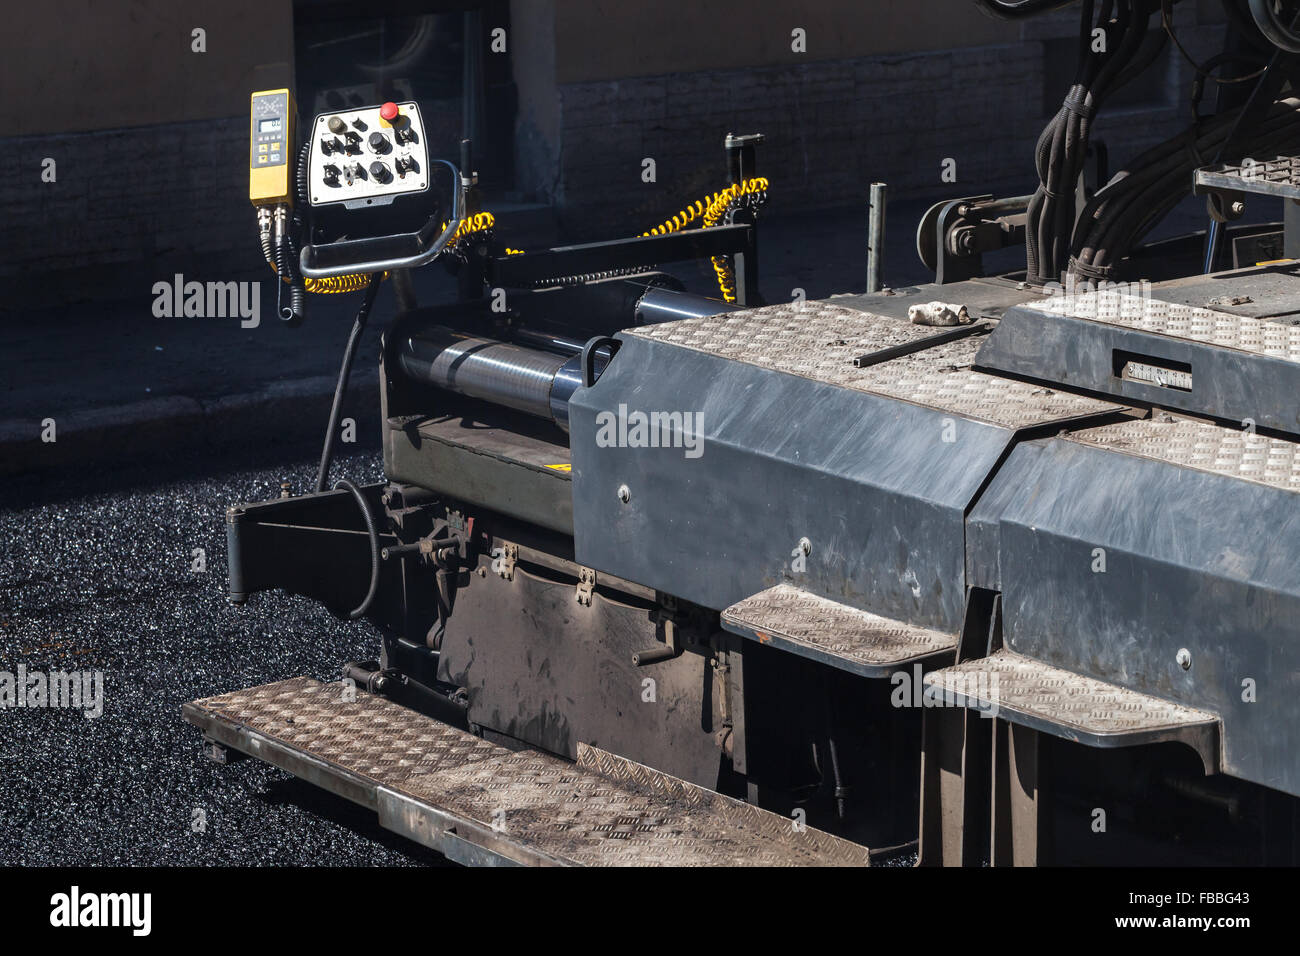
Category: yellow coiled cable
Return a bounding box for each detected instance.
[442,211,524,254]
[641,177,769,302]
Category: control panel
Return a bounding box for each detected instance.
[307,101,429,208]
[249,88,296,205]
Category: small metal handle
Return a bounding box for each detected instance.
[299,159,467,278]
[581,336,621,388]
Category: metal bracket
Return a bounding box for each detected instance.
[493,542,517,581]
[203,736,244,765]
[633,594,682,666]
[576,566,597,606]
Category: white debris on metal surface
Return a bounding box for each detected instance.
[908,301,971,327]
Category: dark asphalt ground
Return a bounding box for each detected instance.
[0,445,450,866]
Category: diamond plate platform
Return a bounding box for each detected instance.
[631,302,1123,429]
[722,584,958,677]
[183,677,872,867]
[1069,416,1300,493]
[1035,291,1300,361]
[923,650,1220,771]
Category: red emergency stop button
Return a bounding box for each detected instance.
[379,102,400,122]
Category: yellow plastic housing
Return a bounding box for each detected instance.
[249,88,295,206]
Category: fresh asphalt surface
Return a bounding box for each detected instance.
[0,445,448,866]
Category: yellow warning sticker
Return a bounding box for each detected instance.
[546,463,572,472]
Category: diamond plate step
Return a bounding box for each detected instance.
[721,584,959,677]
[922,649,1221,771]
[183,677,871,867]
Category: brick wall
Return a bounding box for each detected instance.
[0,119,253,283]
[531,19,1224,240]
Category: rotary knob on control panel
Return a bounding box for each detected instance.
[368,131,390,153]
[369,161,391,183]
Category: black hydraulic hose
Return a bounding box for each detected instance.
[1029,1,1169,282]
[1071,98,1300,273]
[334,478,381,620]
[315,274,383,494]
[277,141,313,325]
[274,222,306,325]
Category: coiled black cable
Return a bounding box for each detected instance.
[333,478,381,620]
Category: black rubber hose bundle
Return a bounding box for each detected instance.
[1026,0,1168,284]
[1069,97,1300,278]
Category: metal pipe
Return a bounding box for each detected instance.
[399,327,568,421]
[397,325,612,433]
[513,328,586,356]
[634,287,741,324]
[398,289,729,429]
[867,182,888,293]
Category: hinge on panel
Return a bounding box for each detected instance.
[576,566,597,606]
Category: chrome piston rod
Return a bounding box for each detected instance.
[397,291,736,432]
[397,327,592,431]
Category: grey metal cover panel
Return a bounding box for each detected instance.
[632,301,1120,429]
[571,336,1008,629]
[722,583,958,678]
[979,290,1300,433]
[964,422,1300,795]
[573,305,1120,624]
[184,677,872,866]
[923,649,1219,771]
